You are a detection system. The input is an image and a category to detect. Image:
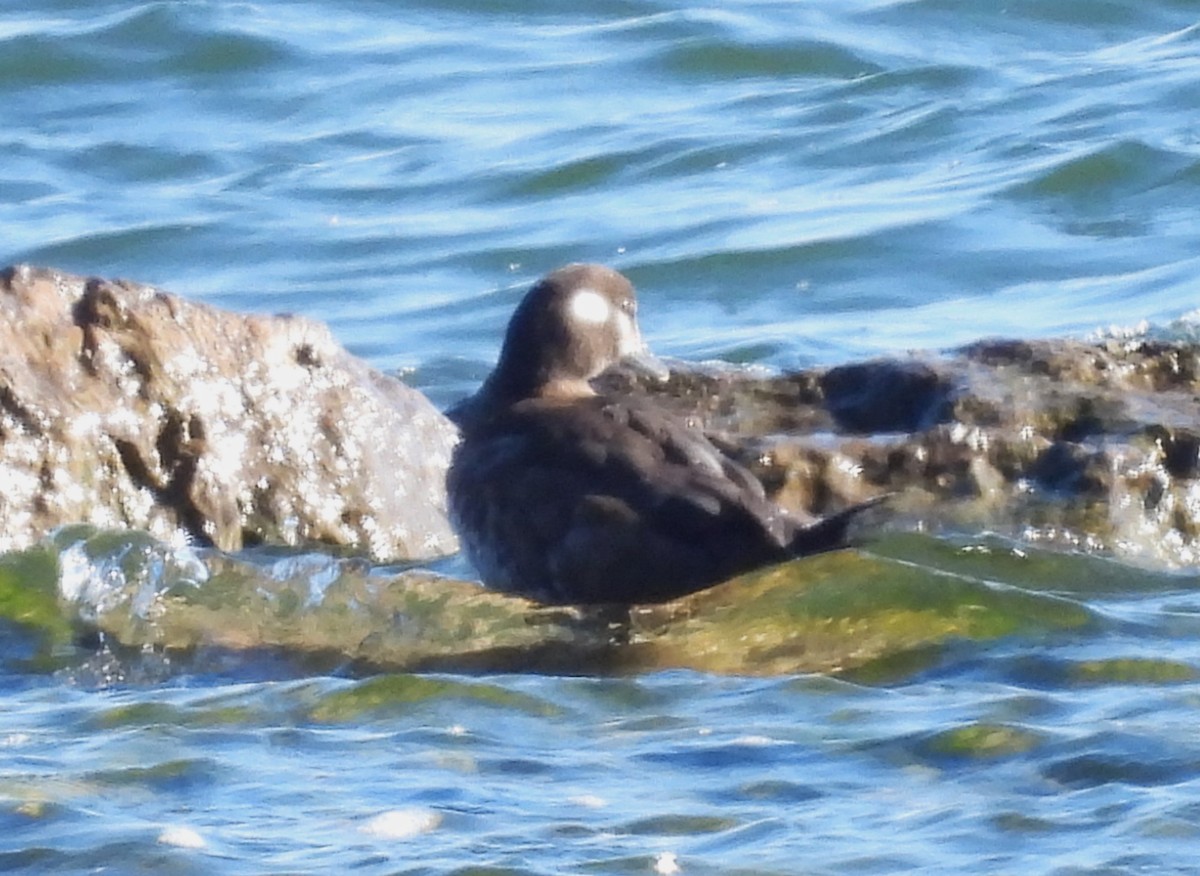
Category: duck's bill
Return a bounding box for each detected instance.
[619,349,671,382]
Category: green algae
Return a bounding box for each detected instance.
[925,722,1043,759]
[3,525,1111,680]
[630,546,1092,677]
[309,674,560,722]
[87,700,259,731]
[1069,657,1199,686]
[620,814,740,836]
[85,758,216,791]
[0,545,73,652]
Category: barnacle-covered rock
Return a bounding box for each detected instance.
[0,265,457,560]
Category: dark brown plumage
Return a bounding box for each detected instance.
[447,263,879,605]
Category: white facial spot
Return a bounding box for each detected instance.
[568,288,611,325]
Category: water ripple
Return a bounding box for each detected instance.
[6,0,1200,871]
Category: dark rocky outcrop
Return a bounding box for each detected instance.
[602,335,1200,569]
[0,265,458,559]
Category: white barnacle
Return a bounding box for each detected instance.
[568,288,611,325]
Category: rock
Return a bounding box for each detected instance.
[602,336,1200,570]
[0,265,458,560]
[4,263,1199,574]
[820,359,953,433]
[8,524,1098,678]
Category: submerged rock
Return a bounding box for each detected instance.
[0,265,457,560]
[0,524,1107,679]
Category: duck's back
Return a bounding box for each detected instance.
[448,394,800,604]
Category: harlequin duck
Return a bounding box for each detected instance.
[447,263,880,605]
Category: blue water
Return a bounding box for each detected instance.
[4,0,1200,872]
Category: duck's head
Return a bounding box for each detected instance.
[487,264,667,400]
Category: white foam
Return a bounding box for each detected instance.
[654,851,682,874]
[568,793,608,809]
[158,825,206,849]
[360,808,442,839]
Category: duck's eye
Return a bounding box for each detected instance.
[620,298,636,315]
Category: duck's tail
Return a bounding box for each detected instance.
[787,494,892,557]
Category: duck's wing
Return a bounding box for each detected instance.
[613,400,790,542]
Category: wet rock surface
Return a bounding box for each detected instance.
[602,335,1200,570]
[0,524,1107,679]
[0,265,458,560]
